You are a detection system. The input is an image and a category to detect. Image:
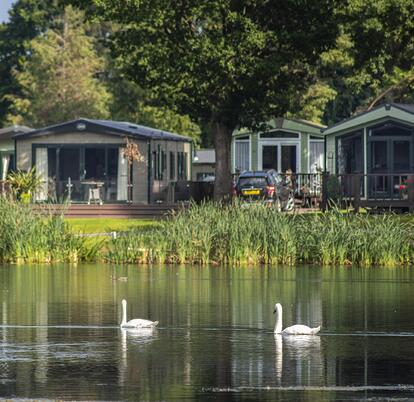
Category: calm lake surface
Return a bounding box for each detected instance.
[1,264,414,401]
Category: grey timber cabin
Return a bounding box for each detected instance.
[14,118,192,204]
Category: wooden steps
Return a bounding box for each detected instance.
[36,203,185,219]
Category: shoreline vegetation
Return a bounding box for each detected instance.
[0,199,413,267]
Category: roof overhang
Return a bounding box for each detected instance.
[233,117,325,137]
[323,103,414,136]
[13,118,192,143]
[0,125,33,140]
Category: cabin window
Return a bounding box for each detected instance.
[260,130,299,139]
[337,131,364,174]
[309,140,325,172]
[234,139,250,172]
[169,152,175,180]
[177,152,187,180]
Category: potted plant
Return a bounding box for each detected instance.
[7,167,43,203]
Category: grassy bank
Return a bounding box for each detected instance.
[106,203,414,267]
[1,199,413,266]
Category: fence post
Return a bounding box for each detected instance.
[321,172,329,212]
[408,174,414,213]
[353,175,360,213]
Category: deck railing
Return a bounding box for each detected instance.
[319,173,414,211]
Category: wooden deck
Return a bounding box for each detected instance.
[38,203,185,219]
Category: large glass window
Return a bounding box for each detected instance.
[370,121,412,137]
[260,130,299,139]
[177,152,186,180]
[393,140,410,172]
[262,145,278,170]
[234,139,250,172]
[59,148,80,180]
[169,152,175,180]
[85,148,106,180]
[368,121,413,175]
[281,145,297,173]
[337,131,364,174]
[36,145,125,202]
[310,141,324,172]
[370,141,388,172]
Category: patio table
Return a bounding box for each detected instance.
[81,181,105,204]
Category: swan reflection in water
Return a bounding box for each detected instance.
[121,327,158,351]
[274,334,322,385]
[119,327,158,385]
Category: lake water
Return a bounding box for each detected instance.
[1,264,414,401]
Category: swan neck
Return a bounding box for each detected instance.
[274,305,282,334]
[121,301,127,326]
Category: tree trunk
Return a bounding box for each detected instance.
[212,121,233,201]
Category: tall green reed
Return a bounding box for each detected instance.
[106,202,414,267]
[0,197,95,263]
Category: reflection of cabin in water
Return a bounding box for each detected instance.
[323,103,414,207]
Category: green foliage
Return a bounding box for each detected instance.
[287,81,337,125]
[293,0,414,124]
[108,72,201,144]
[106,203,414,267]
[0,197,95,263]
[72,0,341,198]
[0,0,62,124]
[7,167,42,202]
[77,0,340,128]
[6,6,111,127]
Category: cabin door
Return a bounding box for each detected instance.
[369,139,413,197]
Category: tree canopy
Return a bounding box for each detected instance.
[0,0,62,124]
[6,6,111,127]
[0,0,202,143]
[73,0,341,198]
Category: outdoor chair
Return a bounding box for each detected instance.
[88,187,103,205]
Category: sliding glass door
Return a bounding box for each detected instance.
[34,145,128,203]
[259,142,299,173]
[368,138,413,197]
[262,145,278,170]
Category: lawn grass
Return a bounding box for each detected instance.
[66,218,160,234]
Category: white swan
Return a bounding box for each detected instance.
[120,299,159,329]
[273,303,320,335]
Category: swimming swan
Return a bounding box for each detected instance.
[273,303,320,335]
[120,299,159,329]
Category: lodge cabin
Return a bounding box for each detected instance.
[323,103,414,208]
[14,118,192,204]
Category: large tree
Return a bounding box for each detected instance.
[0,0,63,126]
[6,6,111,127]
[108,67,201,144]
[292,0,414,125]
[72,0,340,199]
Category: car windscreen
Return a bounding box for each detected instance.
[238,177,268,187]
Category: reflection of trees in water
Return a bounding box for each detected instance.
[3,265,414,399]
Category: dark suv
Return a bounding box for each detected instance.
[234,170,295,211]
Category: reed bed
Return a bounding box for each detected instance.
[0,198,96,263]
[106,203,414,267]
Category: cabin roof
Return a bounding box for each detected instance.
[14,118,192,142]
